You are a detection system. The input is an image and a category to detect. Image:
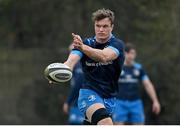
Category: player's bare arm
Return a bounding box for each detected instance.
[72,33,118,63]
[64,53,80,70]
[143,79,161,114]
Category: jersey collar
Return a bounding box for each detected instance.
[94,33,115,43]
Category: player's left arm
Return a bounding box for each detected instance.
[143,79,161,115]
[72,33,119,62]
[81,45,118,62]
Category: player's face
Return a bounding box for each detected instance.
[94,18,113,43]
[125,49,137,64]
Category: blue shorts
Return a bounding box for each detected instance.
[68,106,84,124]
[112,99,145,124]
[78,89,116,116]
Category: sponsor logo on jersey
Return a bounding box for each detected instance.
[119,74,139,83]
[85,61,113,67]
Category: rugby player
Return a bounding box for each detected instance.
[64,9,125,125]
[113,43,161,125]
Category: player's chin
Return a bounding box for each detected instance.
[96,33,105,37]
[97,36,109,41]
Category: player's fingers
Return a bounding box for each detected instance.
[152,105,160,114]
[72,33,82,41]
[154,108,159,114]
[75,41,82,46]
[72,33,78,40]
[72,33,79,38]
[152,105,155,111]
[72,43,78,47]
[156,106,160,114]
[76,35,82,41]
[153,107,156,113]
[72,33,76,37]
[73,39,82,45]
[73,44,80,49]
[63,104,69,114]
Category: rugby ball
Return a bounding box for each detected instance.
[44,63,72,83]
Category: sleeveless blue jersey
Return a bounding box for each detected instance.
[71,35,125,98]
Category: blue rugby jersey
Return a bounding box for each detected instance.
[117,62,149,100]
[66,62,84,106]
[71,35,125,98]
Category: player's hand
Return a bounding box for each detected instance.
[48,81,56,85]
[152,101,161,115]
[63,103,69,114]
[49,81,53,84]
[72,33,83,50]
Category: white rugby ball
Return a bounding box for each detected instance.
[44,63,72,83]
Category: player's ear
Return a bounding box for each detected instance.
[111,24,114,31]
[112,24,114,28]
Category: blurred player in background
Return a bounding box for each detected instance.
[62,44,84,125]
[63,8,125,125]
[113,43,161,125]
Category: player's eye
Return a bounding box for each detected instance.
[96,24,101,28]
[103,25,109,28]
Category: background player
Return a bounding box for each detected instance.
[113,43,161,125]
[62,44,84,125]
[63,9,125,125]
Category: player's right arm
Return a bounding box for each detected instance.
[48,54,80,84]
[143,79,161,115]
[62,55,81,114]
[64,53,81,70]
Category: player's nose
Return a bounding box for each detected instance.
[99,27,104,31]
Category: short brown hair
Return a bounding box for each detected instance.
[125,43,136,52]
[92,8,115,25]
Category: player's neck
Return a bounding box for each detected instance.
[95,34,112,44]
[124,60,134,66]
[96,38,109,43]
